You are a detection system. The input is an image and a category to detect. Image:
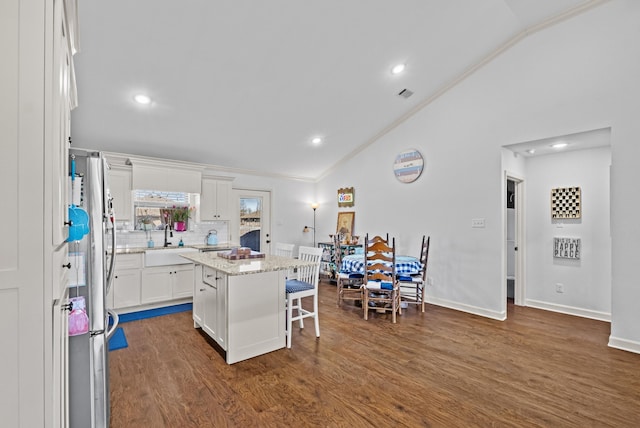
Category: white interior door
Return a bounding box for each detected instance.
[232,189,271,253]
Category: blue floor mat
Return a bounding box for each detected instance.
[118,303,192,323]
[108,327,128,351]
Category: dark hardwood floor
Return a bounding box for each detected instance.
[109,281,640,427]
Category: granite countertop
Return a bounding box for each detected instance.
[189,243,235,251]
[180,253,316,276]
[115,243,235,255]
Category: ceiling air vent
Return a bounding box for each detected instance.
[398,88,414,99]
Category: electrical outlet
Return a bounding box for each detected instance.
[471,218,486,228]
[556,283,564,293]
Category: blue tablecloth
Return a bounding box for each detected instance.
[341,254,422,275]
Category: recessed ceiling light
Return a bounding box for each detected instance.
[133,94,151,105]
[526,149,536,154]
[311,137,322,145]
[391,63,406,75]
[551,142,568,149]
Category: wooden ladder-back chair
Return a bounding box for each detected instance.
[398,236,430,312]
[285,246,323,348]
[335,234,364,307]
[367,233,389,245]
[363,233,401,323]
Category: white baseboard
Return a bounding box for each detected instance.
[525,299,611,322]
[608,336,640,355]
[426,297,506,321]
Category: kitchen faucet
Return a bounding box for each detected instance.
[164,223,173,247]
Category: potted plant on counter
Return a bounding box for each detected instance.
[172,206,192,232]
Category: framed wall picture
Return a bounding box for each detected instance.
[336,211,355,236]
[337,187,354,207]
[551,186,581,219]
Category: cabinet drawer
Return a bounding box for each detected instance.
[115,253,142,270]
[202,266,218,287]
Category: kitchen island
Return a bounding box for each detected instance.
[180,252,316,364]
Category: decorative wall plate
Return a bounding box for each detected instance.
[393,149,424,183]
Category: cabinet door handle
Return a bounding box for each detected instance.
[199,288,205,292]
[62,263,71,269]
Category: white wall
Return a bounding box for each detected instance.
[317,0,640,352]
[230,173,317,252]
[525,146,611,320]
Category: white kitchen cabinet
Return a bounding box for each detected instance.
[131,160,202,193]
[141,263,194,305]
[1,0,78,424]
[109,167,132,222]
[141,267,173,304]
[200,177,232,220]
[53,244,70,300]
[107,253,142,310]
[113,269,142,309]
[50,0,72,247]
[172,265,194,298]
[201,266,227,349]
[193,265,205,326]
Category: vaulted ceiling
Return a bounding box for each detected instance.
[71,0,601,180]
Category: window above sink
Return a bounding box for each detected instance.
[134,190,197,231]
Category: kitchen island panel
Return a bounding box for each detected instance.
[226,270,285,364]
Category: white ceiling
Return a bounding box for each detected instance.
[71,0,600,180]
[504,127,611,158]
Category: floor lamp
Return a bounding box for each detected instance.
[303,202,318,247]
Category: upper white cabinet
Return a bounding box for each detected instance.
[201,177,232,221]
[50,0,73,246]
[109,167,132,222]
[130,158,202,193]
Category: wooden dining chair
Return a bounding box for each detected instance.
[335,234,364,307]
[398,236,430,312]
[285,246,323,348]
[367,233,389,245]
[363,233,401,323]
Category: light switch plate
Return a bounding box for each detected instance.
[471,218,486,228]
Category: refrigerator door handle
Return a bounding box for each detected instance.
[106,215,116,295]
[106,309,119,339]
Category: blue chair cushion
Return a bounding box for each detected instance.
[397,275,413,282]
[348,273,364,279]
[286,279,314,294]
[365,280,394,290]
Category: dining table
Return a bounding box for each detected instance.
[340,254,422,276]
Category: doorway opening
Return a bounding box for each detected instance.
[506,174,525,309]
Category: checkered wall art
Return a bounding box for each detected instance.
[551,186,581,219]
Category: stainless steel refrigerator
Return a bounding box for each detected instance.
[68,149,118,428]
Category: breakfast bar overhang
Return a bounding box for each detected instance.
[181,253,316,364]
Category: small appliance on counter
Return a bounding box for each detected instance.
[206,229,218,245]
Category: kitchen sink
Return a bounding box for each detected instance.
[144,247,198,267]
